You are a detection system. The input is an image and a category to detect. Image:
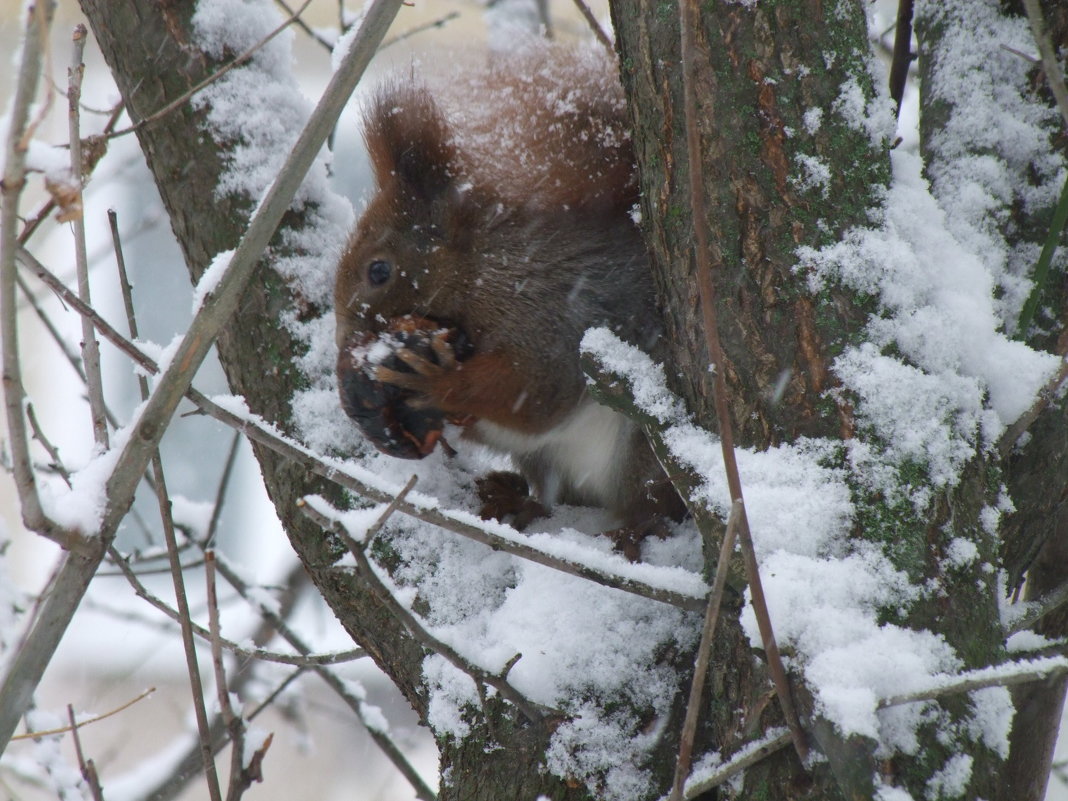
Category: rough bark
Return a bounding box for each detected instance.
[612,0,1013,798]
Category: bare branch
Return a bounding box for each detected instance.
[68,23,109,448]
[301,498,550,726]
[669,500,742,801]
[678,0,807,762]
[1007,578,1068,635]
[878,657,1068,708]
[206,552,436,801]
[67,704,105,801]
[888,0,914,114]
[1022,0,1068,130]
[107,547,366,667]
[10,688,155,741]
[0,2,402,754]
[683,729,792,799]
[569,0,612,50]
[1,0,85,555]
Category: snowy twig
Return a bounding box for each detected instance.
[677,0,808,763]
[878,657,1068,708]
[669,500,742,801]
[66,704,105,801]
[1007,579,1068,635]
[682,729,792,799]
[68,23,108,449]
[107,0,316,141]
[10,688,155,741]
[888,0,914,114]
[364,473,419,543]
[302,498,551,726]
[569,0,612,50]
[998,348,1068,456]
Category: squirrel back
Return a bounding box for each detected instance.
[335,48,685,544]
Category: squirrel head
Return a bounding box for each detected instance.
[334,85,492,347]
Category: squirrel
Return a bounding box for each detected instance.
[334,49,687,557]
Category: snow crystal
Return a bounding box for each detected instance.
[191,249,233,312]
[795,153,831,197]
[965,686,1013,759]
[916,0,1066,330]
[944,538,979,570]
[924,753,973,800]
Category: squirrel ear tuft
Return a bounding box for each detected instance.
[365,84,456,202]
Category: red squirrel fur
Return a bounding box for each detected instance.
[334,52,686,553]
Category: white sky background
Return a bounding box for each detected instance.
[2,0,1068,800]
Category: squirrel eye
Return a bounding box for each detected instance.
[367,260,392,287]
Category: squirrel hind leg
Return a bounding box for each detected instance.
[475,471,549,531]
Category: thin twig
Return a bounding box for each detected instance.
[107,0,316,140]
[998,348,1068,455]
[0,0,83,557]
[677,0,807,762]
[26,403,71,486]
[364,473,419,543]
[669,500,742,801]
[878,657,1068,708]
[302,499,549,726]
[207,552,436,801]
[10,688,155,741]
[569,0,612,50]
[1022,0,1068,130]
[274,0,334,50]
[206,551,254,801]
[157,460,224,801]
[19,244,706,611]
[107,547,365,666]
[205,432,242,547]
[888,0,914,114]
[66,704,105,801]
[68,24,109,448]
[0,3,402,755]
[380,11,461,49]
[683,729,792,799]
[1007,578,1068,635]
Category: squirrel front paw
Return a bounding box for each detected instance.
[475,471,549,530]
[337,316,471,459]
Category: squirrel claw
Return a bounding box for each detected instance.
[374,364,427,392]
[394,346,445,377]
